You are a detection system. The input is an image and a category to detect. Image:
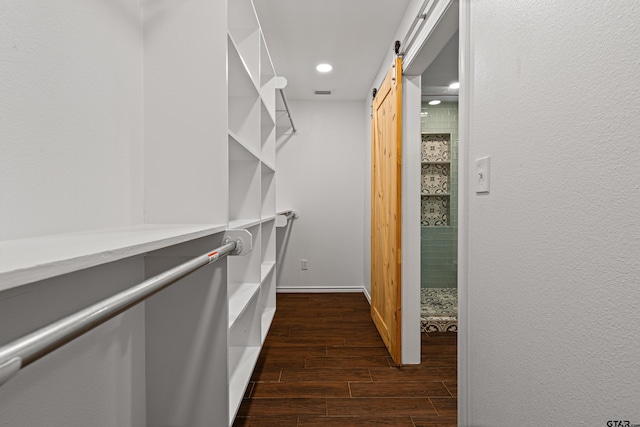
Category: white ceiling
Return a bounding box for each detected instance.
[253,0,412,101]
[421,32,459,103]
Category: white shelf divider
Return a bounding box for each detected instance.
[228,37,260,154]
[261,219,276,265]
[225,2,279,424]
[227,280,261,425]
[260,101,276,168]
[229,138,261,226]
[261,307,276,343]
[228,29,260,87]
[229,130,260,161]
[259,269,276,343]
[228,345,261,422]
[228,218,263,230]
[260,262,275,283]
[261,165,276,219]
[261,215,276,224]
[228,282,261,329]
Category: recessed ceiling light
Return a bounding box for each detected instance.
[316,63,333,73]
[428,100,441,105]
[449,82,460,89]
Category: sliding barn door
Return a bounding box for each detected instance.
[371,57,403,365]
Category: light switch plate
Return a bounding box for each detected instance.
[475,156,490,193]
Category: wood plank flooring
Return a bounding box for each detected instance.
[233,293,457,427]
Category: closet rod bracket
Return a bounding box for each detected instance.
[223,229,252,257]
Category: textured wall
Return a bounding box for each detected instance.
[465,1,640,424]
[0,0,143,240]
[421,102,458,289]
[276,100,365,291]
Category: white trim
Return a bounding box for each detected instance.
[403,0,457,75]
[458,0,471,424]
[276,286,366,294]
[401,74,422,365]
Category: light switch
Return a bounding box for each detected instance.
[475,156,490,193]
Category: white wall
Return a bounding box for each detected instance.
[143,0,228,226]
[0,1,146,425]
[0,259,146,426]
[464,1,640,424]
[276,100,365,291]
[0,0,143,240]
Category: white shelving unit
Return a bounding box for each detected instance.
[0,0,282,425]
[226,0,279,423]
[0,224,227,293]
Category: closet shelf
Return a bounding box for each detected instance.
[229,131,261,161]
[0,223,227,293]
[260,97,276,126]
[228,282,261,329]
[228,219,263,230]
[260,262,275,283]
[261,159,275,173]
[227,32,260,94]
[228,345,261,423]
[260,308,276,343]
[228,217,275,230]
[261,215,276,223]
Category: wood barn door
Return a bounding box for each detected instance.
[371,57,403,365]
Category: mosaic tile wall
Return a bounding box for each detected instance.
[421,134,451,226]
[421,102,458,289]
[421,134,450,162]
[421,163,449,195]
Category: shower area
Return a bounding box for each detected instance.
[419,34,459,333]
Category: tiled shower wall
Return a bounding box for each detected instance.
[421,102,458,289]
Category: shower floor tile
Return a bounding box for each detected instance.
[421,288,458,333]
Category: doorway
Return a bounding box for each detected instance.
[419,33,459,333]
[394,0,465,422]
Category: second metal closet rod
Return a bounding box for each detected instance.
[0,238,242,388]
[278,88,297,134]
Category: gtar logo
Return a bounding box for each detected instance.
[607,422,630,427]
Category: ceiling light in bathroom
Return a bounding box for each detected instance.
[449,82,460,89]
[316,63,333,73]
[428,100,441,105]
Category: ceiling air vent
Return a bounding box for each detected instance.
[314,90,332,96]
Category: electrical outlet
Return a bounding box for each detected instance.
[301,259,308,270]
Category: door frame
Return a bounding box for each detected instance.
[394,0,470,422]
[364,0,469,389]
[457,1,470,423]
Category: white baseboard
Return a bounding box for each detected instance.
[362,287,371,304]
[276,286,366,294]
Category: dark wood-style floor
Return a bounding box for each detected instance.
[233,292,457,426]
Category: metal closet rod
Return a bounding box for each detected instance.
[0,239,240,388]
[277,209,300,220]
[373,0,437,101]
[400,0,437,56]
[278,88,297,134]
